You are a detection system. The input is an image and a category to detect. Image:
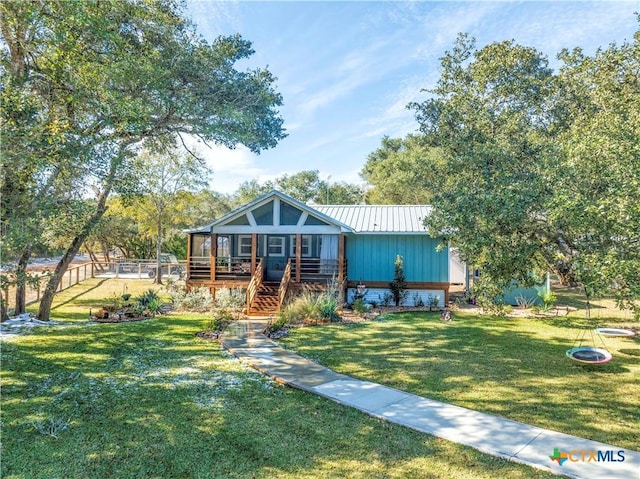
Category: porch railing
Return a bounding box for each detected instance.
[188,256,211,280]
[216,256,252,275]
[246,259,263,311]
[278,260,291,311]
[291,258,347,282]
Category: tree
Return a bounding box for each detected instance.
[550,30,640,311]
[410,26,640,313]
[232,170,364,205]
[132,149,210,284]
[410,34,561,300]
[361,135,440,204]
[1,0,285,319]
[389,255,408,307]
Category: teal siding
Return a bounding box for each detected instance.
[346,235,448,282]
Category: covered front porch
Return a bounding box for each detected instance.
[186,232,346,285]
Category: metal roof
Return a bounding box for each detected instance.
[314,205,432,234]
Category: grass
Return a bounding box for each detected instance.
[279,288,640,451]
[1,279,555,479]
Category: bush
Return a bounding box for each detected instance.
[279,292,321,324]
[172,287,213,312]
[215,287,245,318]
[136,289,160,308]
[378,292,393,307]
[352,298,370,315]
[389,254,408,306]
[265,315,289,335]
[537,288,557,312]
[205,309,233,332]
[412,292,425,307]
[317,295,341,322]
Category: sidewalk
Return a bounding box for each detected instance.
[220,320,639,479]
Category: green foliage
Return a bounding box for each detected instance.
[279,292,322,324]
[205,310,233,332]
[215,287,246,312]
[352,298,371,315]
[378,292,394,307]
[231,170,364,206]
[407,26,640,315]
[389,255,408,306]
[514,294,536,309]
[1,0,285,319]
[135,289,160,308]
[103,293,125,313]
[360,135,439,204]
[537,288,557,312]
[412,292,425,307]
[171,286,213,312]
[316,295,341,322]
[265,315,289,335]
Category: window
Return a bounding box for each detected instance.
[217,235,230,259]
[267,236,285,257]
[290,235,311,257]
[238,235,252,256]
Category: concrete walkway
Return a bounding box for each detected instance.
[220,320,639,479]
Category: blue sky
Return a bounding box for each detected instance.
[185,1,638,194]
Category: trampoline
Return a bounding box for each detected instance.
[594,328,636,337]
[566,347,612,364]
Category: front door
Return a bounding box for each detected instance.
[265,235,286,281]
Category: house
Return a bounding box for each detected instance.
[185,190,451,315]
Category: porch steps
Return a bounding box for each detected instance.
[248,282,280,316]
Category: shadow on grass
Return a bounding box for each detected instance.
[1,315,554,479]
[279,311,640,450]
[50,279,111,312]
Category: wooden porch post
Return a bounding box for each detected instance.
[338,234,345,283]
[295,233,301,283]
[251,234,257,274]
[210,233,217,281]
[186,233,192,280]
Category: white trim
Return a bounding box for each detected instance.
[246,211,257,227]
[213,225,342,234]
[297,212,309,227]
[238,235,252,256]
[273,198,281,226]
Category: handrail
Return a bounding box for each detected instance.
[246,259,263,311]
[278,259,292,311]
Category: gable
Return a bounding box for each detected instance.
[186,190,353,234]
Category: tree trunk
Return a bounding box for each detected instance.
[37,147,129,320]
[154,220,163,285]
[1,289,9,322]
[14,244,33,315]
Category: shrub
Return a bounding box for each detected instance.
[389,254,408,306]
[205,309,233,332]
[266,315,288,334]
[317,295,341,322]
[378,292,393,307]
[103,293,124,313]
[412,292,425,307]
[172,287,213,312]
[515,294,536,309]
[136,289,160,308]
[352,298,370,315]
[537,288,557,312]
[279,292,321,324]
[215,287,245,318]
[428,294,441,309]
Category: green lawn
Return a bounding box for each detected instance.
[279,297,640,451]
[1,279,554,479]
